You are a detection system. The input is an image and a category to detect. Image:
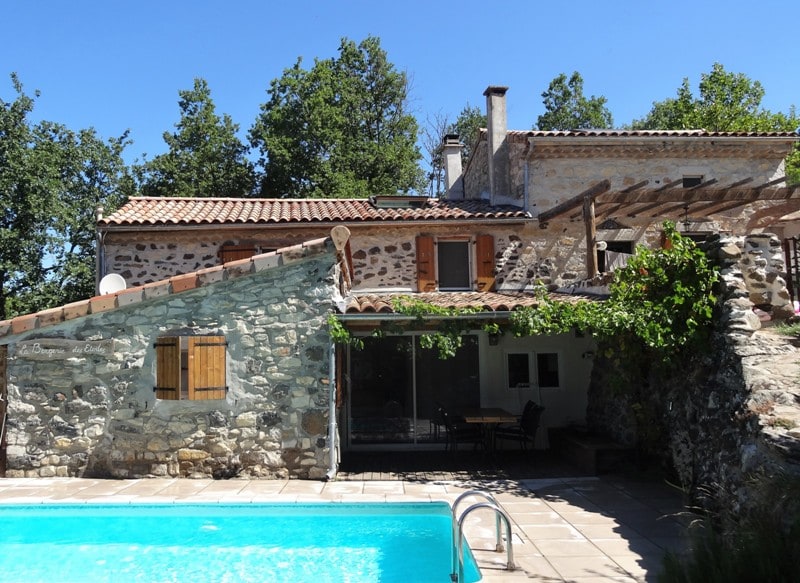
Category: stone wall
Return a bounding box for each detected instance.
[587,233,800,515]
[105,222,618,295]
[4,251,338,479]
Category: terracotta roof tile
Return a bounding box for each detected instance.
[99,197,530,227]
[508,129,800,139]
[343,291,599,314]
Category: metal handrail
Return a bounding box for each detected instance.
[450,491,515,582]
[452,490,504,553]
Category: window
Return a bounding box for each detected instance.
[598,241,634,273]
[437,240,471,290]
[219,245,258,263]
[682,175,703,188]
[537,352,560,388]
[506,353,531,388]
[415,235,494,292]
[506,351,560,389]
[154,335,227,400]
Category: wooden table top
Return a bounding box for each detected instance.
[461,407,518,424]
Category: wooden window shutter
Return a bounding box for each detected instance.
[415,235,437,292]
[219,245,258,263]
[187,336,227,400]
[154,337,180,400]
[475,234,496,292]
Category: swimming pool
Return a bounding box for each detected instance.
[0,502,481,583]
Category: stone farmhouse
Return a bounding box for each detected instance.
[0,86,798,480]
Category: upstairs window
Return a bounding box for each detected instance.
[437,240,471,290]
[219,245,258,263]
[154,335,227,400]
[415,235,495,292]
[682,175,703,188]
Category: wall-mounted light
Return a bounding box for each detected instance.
[581,351,595,360]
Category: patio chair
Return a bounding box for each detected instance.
[430,402,447,442]
[439,406,484,454]
[494,402,544,450]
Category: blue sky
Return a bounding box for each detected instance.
[3,0,799,166]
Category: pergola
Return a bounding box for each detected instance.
[537,176,800,278]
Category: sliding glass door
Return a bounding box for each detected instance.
[348,334,479,448]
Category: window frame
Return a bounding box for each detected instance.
[154,334,228,401]
[415,234,495,293]
[435,238,472,291]
[505,350,562,390]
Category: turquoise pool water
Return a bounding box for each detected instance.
[0,502,480,583]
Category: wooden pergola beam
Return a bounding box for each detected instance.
[538,180,611,224]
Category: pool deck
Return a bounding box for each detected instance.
[0,472,691,582]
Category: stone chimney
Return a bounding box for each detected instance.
[442,134,464,200]
[484,86,509,205]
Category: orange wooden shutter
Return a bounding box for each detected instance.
[219,245,257,263]
[416,235,436,292]
[187,336,227,400]
[475,234,495,291]
[154,337,180,400]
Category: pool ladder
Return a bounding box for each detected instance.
[450,490,515,583]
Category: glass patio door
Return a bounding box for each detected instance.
[347,334,479,448]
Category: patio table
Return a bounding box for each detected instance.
[461,408,518,452]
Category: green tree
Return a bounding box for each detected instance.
[536,72,613,131]
[0,74,132,319]
[449,104,486,167]
[632,63,799,183]
[250,36,424,198]
[137,78,255,198]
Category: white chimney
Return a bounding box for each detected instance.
[442,134,464,200]
[484,86,509,206]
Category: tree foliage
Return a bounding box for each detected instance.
[536,72,613,131]
[136,78,255,198]
[0,74,132,319]
[249,36,424,198]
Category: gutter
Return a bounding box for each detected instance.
[95,217,533,234]
[326,340,338,481]
[335,312,514,323]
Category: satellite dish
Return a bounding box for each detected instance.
[99,273,127,295]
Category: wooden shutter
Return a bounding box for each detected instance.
[219,245,258,263]
[187,336,227,400]
[475,234,495,292]
[154,337,180,400]
[416,235,436,292]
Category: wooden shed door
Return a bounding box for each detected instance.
[1,345,7,477]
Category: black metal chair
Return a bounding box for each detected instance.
[439,406,484,453]
[494,402,544,450]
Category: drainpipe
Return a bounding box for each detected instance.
[326,341,338,480]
